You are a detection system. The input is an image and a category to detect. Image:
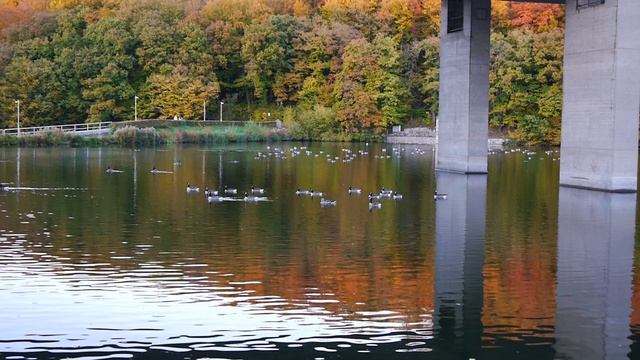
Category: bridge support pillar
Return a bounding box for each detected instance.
[437,0,490,174]
[560,0,640,192]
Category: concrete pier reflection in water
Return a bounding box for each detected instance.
[434,172,487,359]
[555,188,636,359]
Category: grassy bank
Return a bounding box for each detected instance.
[0,123,290,147]
[0,118,390,147]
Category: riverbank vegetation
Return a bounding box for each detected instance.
[0,0,564,143]
[0,123,293,147]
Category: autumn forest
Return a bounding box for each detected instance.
[0,0,565,142]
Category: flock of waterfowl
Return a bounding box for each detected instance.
[488,147,560,162]
[102,144,448,210]
[99,145,562,209]
[99,143,456,209]
[254,144,429,162]
[0,144,557,201]
[292,185,411,210]
[200,185,269,204]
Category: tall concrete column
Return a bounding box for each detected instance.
[437,0,490,174]
[560,0,640,192]
[555,188,635,359]
[433,172,486,358]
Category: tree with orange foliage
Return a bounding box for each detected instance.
[509,3,564,32]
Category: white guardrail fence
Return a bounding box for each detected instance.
[0,122,112,136]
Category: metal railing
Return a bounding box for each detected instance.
[116,119,280,128]
[0,122,113,136]
[1,119,281,136]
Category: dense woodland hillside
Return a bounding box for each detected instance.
[0,0,564,142]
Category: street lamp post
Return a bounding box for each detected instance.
[134,96,139,121]
[220,101,224,122]
[203,101,206,121]
[14,100,20,136]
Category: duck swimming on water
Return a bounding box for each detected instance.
[320,198,336,206]
[368,198,382,210]
[207,193,223,203]
[186,184,200,193]
[434,191,447,200]
[243,192,259,202]
[204,188,219,197]
[106,166,123,174]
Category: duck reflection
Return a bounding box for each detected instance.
[555,188,636,359]
[434,172,487,359]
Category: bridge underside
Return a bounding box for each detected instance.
[437,0,640,192]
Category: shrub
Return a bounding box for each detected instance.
[0,135,19,146]
[289,105,340,140]
[517,115,552,144]
[113,126,138,147]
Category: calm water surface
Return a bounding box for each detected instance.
[0,144,638,360]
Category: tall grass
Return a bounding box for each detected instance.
[0,129,113,147]
[113,126,170,147]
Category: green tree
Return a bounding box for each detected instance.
[80,17,136,121]
[0,9,88,125]
[142,66,220,119]
[131,4,183,75]
[82,63,134,121]
[0,58,67,127]
[241,15,300,103]
[416,37,439,123]
[295,19,361,108]
[177,22,214,79]
[334,36,409,133]
[490,29,563,143]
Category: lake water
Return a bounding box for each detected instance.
[0,144,638,360]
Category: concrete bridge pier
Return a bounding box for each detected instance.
[560,0,640,192]
[433,172,486,358]
[555,188,635,359]
[437,0,490,174]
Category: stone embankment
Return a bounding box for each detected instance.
[386,127,505,147]
[386,127,437,145]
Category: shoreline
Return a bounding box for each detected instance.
[0,123,525,148]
